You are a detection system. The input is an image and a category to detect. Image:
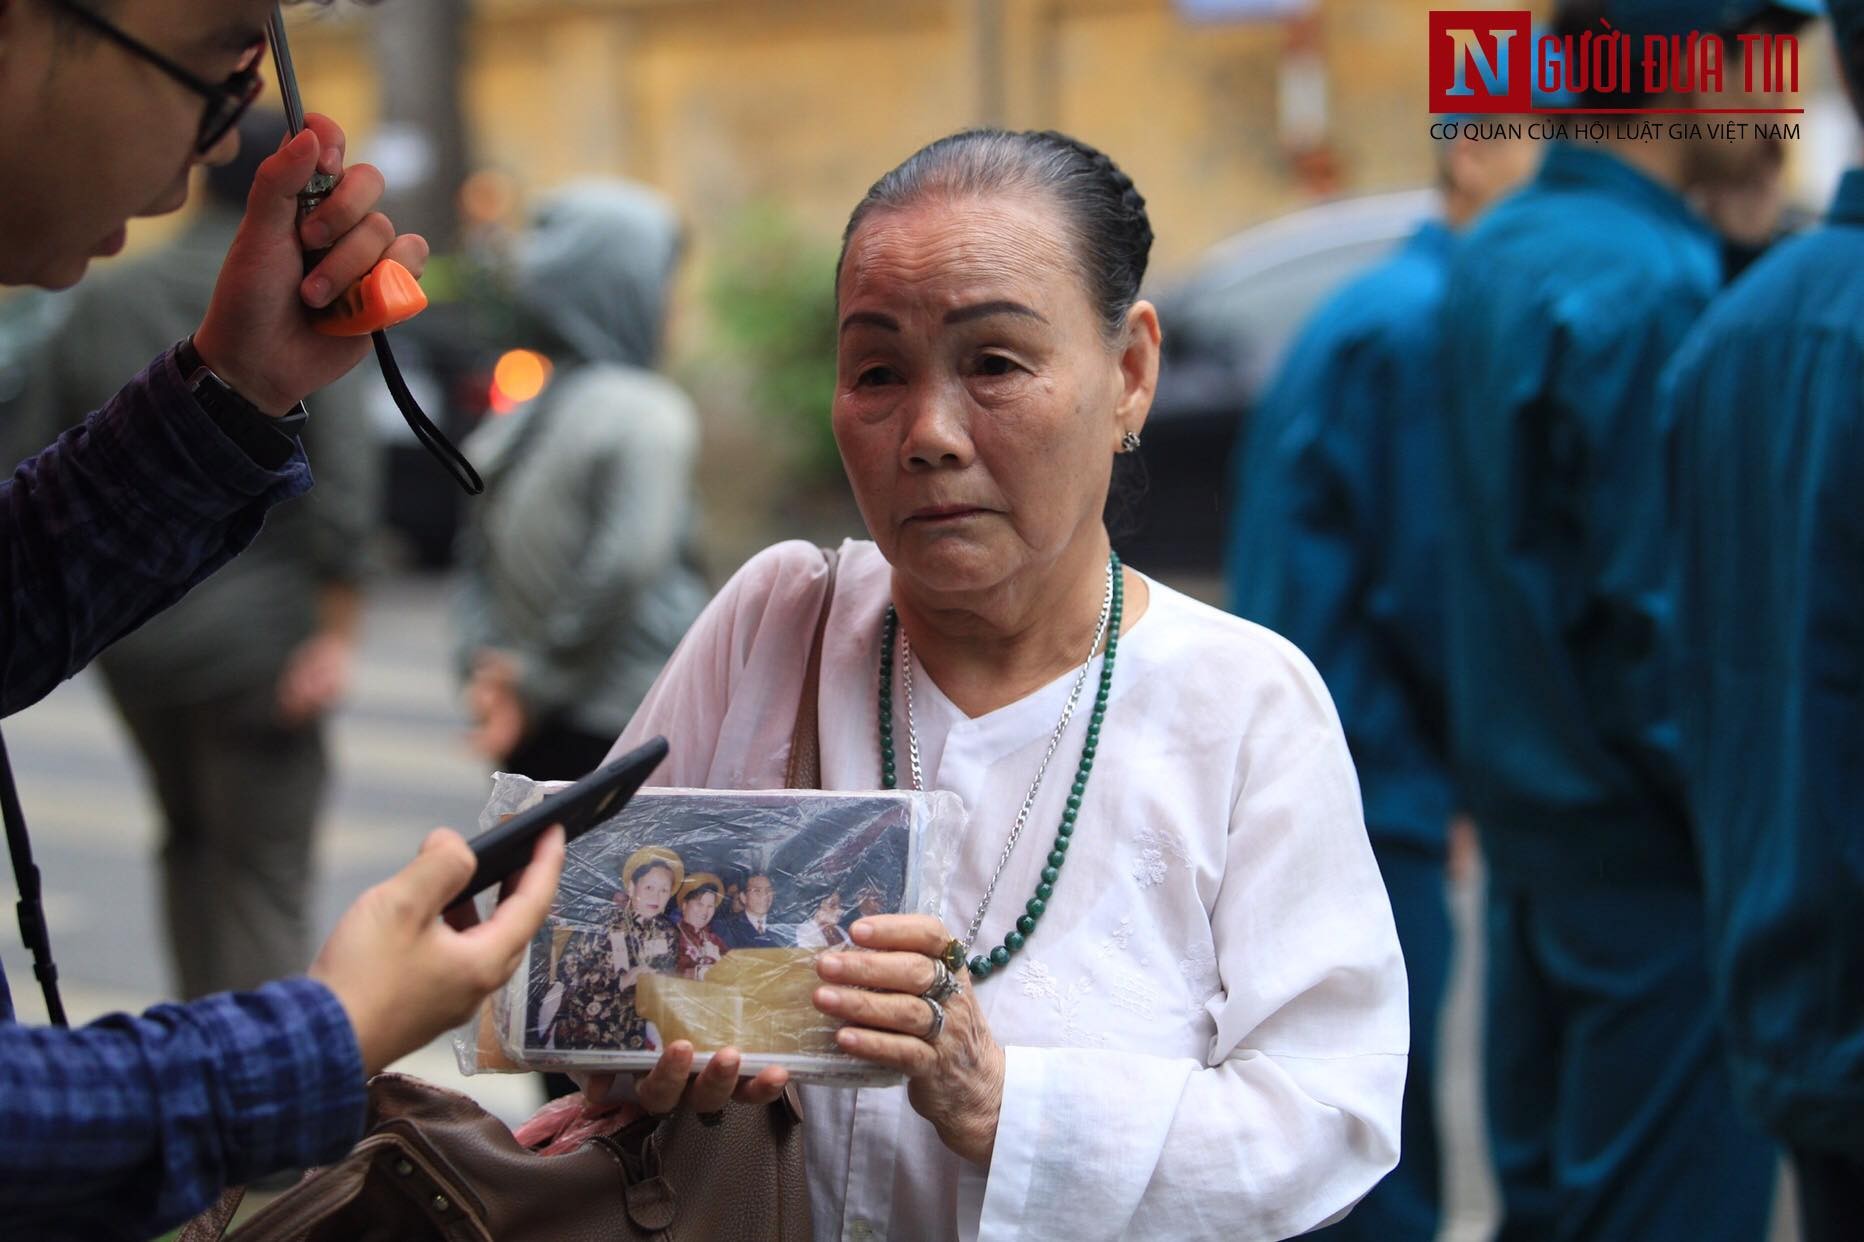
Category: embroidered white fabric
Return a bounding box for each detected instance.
[604,540,1407,1242]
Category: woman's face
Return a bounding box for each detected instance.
[627,865,675,918]
[681,890,720,929]
[833,192,1157,600]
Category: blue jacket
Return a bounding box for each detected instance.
[1664,170,1864,1159]
[1439,144,1719,884]
[1227,222,1456,853]
[0,350,367,1239]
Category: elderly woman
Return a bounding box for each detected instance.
[604,130,1405,1239]
[673,872,729,980]
[542,846,682,1050]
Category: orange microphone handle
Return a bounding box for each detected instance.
[310,260,430,338]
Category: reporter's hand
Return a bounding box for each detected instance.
[193,114,431,416]
[310,825,565,1076]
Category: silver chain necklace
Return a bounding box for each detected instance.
[897,557,1116,955]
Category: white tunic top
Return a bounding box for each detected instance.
[609,540,1406,1242]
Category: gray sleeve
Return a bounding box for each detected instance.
[519,379,699,710]
[297,363,384,584]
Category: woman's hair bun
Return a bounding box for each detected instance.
[840,128,1153,340]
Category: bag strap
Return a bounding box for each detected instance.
[783,546,840,790]
[175,1187,244,1242]
[1,724,66,1027]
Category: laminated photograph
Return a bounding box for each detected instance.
[459,775,963,1087]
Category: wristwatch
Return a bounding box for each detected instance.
[175,335,308,469]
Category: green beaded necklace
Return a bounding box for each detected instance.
[879,552,1124,980]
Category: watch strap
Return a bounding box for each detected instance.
[175,337,306,469]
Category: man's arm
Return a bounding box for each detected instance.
[0,346,309,717]
[0,820,570,1240]
[1549,287,1705,810]
[0,978,365,1239]
[0,112,425,720]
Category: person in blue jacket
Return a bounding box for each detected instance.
[1225,118,1546,1239]
[1438,0,1818,1237]
[1663,4,1864,1236]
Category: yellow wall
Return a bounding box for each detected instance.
[283,0,1451,278]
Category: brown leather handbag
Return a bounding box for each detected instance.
[179,1073,808,1242]
[178,549,843,1242]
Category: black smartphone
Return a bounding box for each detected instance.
[450,736,669,910]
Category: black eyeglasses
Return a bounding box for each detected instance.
[43,0,265,156]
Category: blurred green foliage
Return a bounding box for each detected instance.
[706,204,841,479]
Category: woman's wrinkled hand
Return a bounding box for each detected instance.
[582,1042,790,1121]
[812,914,1005,1165]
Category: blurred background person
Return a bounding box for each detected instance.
[1439,2,1819,1238]
[1665,2,1864,1237]
[4,109,381,1002]
[455,180,708,782]
[1224,110,1547,1241]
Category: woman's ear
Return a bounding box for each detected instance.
[1115,300,1161,444]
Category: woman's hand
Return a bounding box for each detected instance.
[583,1042,791,1119]
[813,915,1005,1165]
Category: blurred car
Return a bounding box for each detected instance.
[1120,188,1438,573]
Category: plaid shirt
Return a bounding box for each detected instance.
[0,349,367,1239]
[1,347,308,716]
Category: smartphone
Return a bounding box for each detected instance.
[451,736,669,910]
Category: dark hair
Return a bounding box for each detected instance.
[203,108,287,209]
[837,128,1154,343]
[51,0,369,23]
[1825,1,1864,117]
